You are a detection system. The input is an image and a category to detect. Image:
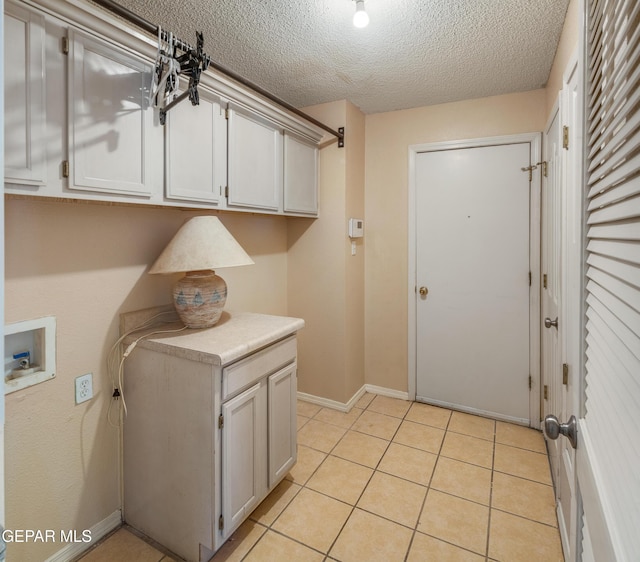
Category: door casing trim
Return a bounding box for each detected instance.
[407,133,542,427]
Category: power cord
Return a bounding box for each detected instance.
[106,311,183,428]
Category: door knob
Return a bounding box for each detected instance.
[544,317,558,329]
[419,286,428,297]
[544,414,577,449]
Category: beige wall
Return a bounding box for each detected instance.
[344,102,366,401]
[288,99,366,404]
[362,0,580,395]
[4,198,287,561]
[546,0,581,114]
[363,90,548,392]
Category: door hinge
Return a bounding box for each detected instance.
[218,514,224,530]
[544,385,549,400]
[224,186,229,198]
[541,161,548,177]
[529,271,532,286]
[563,363,569,385]
[543,273,548,289]
[62,160,70,178]
[529,375,532,389]
[218,414,224,429]
[224,108,230,119]
[62,36,69,55]
[563,126,569,150]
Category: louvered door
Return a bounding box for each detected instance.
[579,1,640,559]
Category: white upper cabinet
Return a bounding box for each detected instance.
[5,0,322,214]
[67,29,156,197]
[227,103,283,212]
[4,3,46,186]
[165,84,226,205]
[283,131,319,216]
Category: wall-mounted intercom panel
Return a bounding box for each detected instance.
[348,218,364,238]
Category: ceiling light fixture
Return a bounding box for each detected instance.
[353,0,370,28]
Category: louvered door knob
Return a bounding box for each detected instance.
[544,317,558,329]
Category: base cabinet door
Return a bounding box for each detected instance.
[268,364,297,486]
[68,28,156,197]
[220,380,268,539]
[4,2,46,186]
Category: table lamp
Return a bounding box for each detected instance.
[149,216,254,328]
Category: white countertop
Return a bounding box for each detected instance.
[124,311,304,366]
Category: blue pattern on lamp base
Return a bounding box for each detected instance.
[172,270,228,328]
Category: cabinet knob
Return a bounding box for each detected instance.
[419,286,428,297]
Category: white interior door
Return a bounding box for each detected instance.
[415,141,533,423]
[542,106,563,477]
[1,2,6,540]
[543,85,581,560]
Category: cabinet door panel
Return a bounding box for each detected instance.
[268,364,297,486]
[227,105,282,211]
[4,3,46,185]
[165,85,226,204]
[68,29,154,196]
[284,132,318,216]
[221,381,267,537]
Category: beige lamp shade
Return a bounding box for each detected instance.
[149,216,254,328]
[149,216,254,274]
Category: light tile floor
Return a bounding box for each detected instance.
[82,394,564,562]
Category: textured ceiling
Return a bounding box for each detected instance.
[111,0,570,114]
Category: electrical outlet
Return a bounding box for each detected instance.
[75,373,93,404]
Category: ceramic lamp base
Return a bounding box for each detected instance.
[172,270,227,328]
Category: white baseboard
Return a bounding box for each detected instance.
[296,389,363,413]
[415,395,529,426]
[45,509,122,562]
[298,384,409,412]
[364,384,410,401]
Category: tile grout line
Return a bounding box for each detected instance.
[404,404,454,562]
[321,394,405,559]
[484,420,497,562]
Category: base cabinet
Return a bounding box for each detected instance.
[123,325,299,562]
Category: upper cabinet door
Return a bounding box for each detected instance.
[227,104,283,212]
[4,3,46,186]
[68,29,154,197]
[283,132,319,216]
[165,85,226,204]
